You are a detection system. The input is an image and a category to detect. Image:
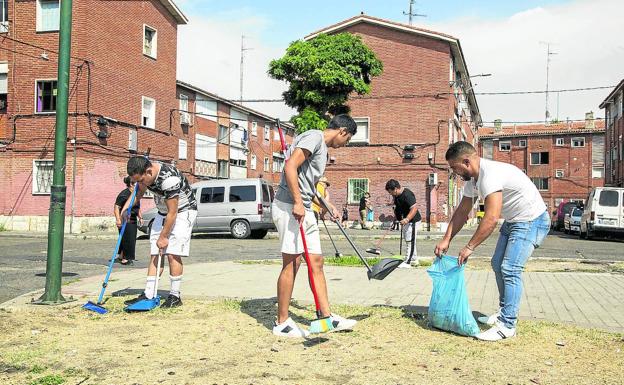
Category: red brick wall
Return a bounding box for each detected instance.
[322,23,457,223]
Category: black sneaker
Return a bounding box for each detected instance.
[124,293,147,305]
[160,294,182,308]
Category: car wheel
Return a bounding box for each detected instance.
[250,229,268,239]
[230,219,251,239]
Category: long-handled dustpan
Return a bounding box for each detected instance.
[316,193,401,280]
[124,251,163,312]
[83,184,139,314]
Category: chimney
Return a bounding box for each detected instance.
[585,111,595,129]
[494,119,502,133]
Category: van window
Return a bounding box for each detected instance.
[598,190,619,207]
[269,185,275,201]
[229,185,256,202]
[200,186,225,203]
[571,208,583,216]
[262,184,270,203]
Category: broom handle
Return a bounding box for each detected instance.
[276,120,322,315]
[97,183,138,304]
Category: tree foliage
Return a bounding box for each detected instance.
[268,33,383,133]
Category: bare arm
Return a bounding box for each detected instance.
[400,204,419,225]
[434,196,473,257]
[465,192,502,250]
[114,204,122,227]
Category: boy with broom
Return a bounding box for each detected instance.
[272,114,358,337]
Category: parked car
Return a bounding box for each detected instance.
[564,207,583,234]
[139,178,276,239]
[553,201,579,231]
[579,187,624,240]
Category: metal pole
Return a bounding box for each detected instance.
[37,0,73,304]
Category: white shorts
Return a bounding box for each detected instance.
[272,200,322,255]
[150,210,197,257]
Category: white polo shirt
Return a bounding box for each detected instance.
[462,158,546,222]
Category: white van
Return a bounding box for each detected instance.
[139,178,275,239]
[579,187,624,239]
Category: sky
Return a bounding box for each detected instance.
[175,0,623,125]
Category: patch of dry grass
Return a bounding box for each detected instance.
[1,299,622,385]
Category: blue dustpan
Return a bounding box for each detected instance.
[124,295,161,312]
[83,301,108,314]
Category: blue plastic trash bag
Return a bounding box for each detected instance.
[427,255,480,336]
[367,209,374,222]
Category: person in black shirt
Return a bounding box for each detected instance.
[113,176,141,265]
[385,179,422,267]
[359,192,371,229]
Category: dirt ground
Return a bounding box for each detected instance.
[1,299,623,385]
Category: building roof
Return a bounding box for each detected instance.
[176,80,295,131]
[159,0,188,24]
[479,120,606,139]
[304,14,481,126]
[599,79,624,109]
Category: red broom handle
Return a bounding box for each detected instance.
[276,120,322,314]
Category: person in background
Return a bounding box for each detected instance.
[311,176,331,223]
[359,192,371,229]
[385,179,422,268]
[114,176,141,265]
[341,204,349,228]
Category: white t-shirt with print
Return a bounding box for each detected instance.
[462,158,546,222]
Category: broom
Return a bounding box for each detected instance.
[276,120,332,334]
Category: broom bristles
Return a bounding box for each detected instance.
[309,316,334,334]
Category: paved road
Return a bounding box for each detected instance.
[0,228,622,304]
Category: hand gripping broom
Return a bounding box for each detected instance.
[276,120,332,334]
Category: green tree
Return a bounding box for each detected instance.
[269,33,383,133]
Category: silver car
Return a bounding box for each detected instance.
[564,207,583,234]
[139,178,275,239]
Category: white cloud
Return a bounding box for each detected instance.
[176,12,296,121]
[426,0,624,123]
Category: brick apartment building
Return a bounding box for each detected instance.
[0,1,291,232]
[478,114,605,213]
[600,79,624,187]
[176,81,294,185]
[304,15,481,226]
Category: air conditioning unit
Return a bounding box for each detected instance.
[428,172,438,186]
[180,112,191,125]
[555,170,564,178]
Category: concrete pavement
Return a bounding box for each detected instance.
[4,260,623,333]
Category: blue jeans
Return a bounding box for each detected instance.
[491,211,550,328]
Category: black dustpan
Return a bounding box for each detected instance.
[368,258,403,280]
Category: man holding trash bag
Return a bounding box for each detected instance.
[434,141,550,341]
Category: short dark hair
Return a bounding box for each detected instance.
[327,114,357,135]
[445,141,476,161]
[123,175,131,186]
[385,179,400,191]
[127,156,151,176]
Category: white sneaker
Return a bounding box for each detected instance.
[397,262,412,269]
[475,320,516,341]
[330,313,357,332]
[409,258,420,266]
[272,317,310,338]
[477,309,501,326]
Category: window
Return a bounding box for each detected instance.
[217,160,228,178]
[555,138,564,146]
[598,190,619,207]
[37,0,59,32]
[251,121,258,136]
[179,94,190,125]
[351,117,370,143]
[229,147,247,167]
[273,155,284,173]
[347,178,369,204]
[143,25,157,58]
[229,185,256,202]
[592,166,604,179]
[196,96,217,121]
[200,187,224,203]
[178,139,187,160]
[571,137,585,148]
[499,141,511,152]
[263,157,270,171]
[218,125,229,144]
[262,184,270,203]
[32,159,53,194]
[141,96,155,128]
[555,169,564,178]
[530,152,549,165]
[0,0,8,32]
[36,80,57,113]
[195,134,216,162]
[264,125,270,142]
[250,154,257,170]
[531,177,549,191]
[518,139,527,148]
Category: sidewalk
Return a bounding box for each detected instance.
[4,260,623,333]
